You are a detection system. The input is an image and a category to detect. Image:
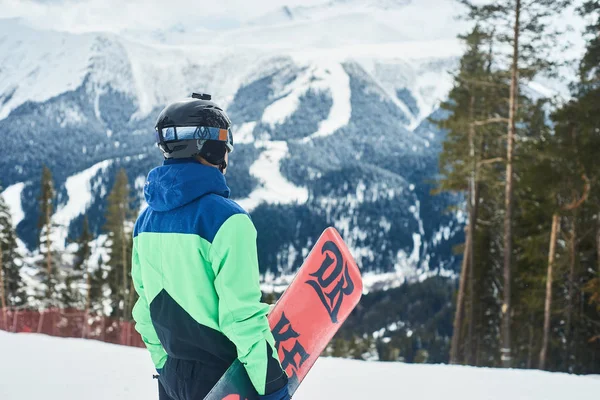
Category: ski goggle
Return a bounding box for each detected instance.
[156,126,234,152]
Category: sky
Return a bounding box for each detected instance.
[0,0,329,33]
[0,0,589,62]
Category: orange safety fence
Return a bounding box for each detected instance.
[0,308,145,348]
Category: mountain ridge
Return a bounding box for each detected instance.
[1,13,465,288]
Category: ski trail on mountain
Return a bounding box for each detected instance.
[1,182,25,228]
[52,159,113,249]
[302,61,351,142]
[262,61,351,140]
[236,141,308,212]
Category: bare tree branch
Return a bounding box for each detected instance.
[478,157,505,166]
[473,117,510,126]
[563,174,591,211]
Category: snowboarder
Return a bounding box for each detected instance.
[131,93,290,400]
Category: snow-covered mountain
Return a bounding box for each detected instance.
[0,1,467,288]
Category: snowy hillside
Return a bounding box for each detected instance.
[1,331,598,400]
[0,15,460,128]
[1,0,582,286]
[0,0,467,286]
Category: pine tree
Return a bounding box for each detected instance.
[330,337,350,358]
[458,0,573,367]
[580,0,600,87]
[89,255,107,315]
[62,217,92,309]
[78,217,93,315]
[578,2,600,335]
[488,0,600,372]
[0,185,25,329]
[36,166,61,307]
[541,1,600,372]
[104,169,134,320]
[510,95,589,370]
[435,25,508,365]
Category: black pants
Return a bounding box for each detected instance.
[158,358,228,400]
[159,380,174,400]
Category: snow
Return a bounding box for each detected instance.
[0,0,587,126]
[1,182,25,228]
[0,19,95,119]
[52,160,113,248]
[0,1,589,284]
[260,270,299,294]
[361,270,408,292]
[134,175,149,214]
[260,61,351,132]
[409,232,422,266]
[359,252,458,292]
[378,217,392,233]
[236,0,469,48]
[301,61,351,142]
[1,331,598,400]
[260,85,302,126]
[234,122,256,144]
[235,141,309,212]
[0,13,463,129]
[298,358,600,400]
[57,103,86,128]
[364,56,458,129]
[0,182,29,255]
[432,225,454,247]
[0,331,155,400]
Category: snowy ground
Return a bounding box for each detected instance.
[1,331,598,400]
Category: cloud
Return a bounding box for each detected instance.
[0,0,327,33]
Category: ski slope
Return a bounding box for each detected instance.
[236,140,309,212]
[1,182,25,228]
[0,331,598,400]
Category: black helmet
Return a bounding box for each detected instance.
[154,93,234,169]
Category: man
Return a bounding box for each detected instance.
[131,93,289,400]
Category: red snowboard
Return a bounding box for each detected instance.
[204,227,363,399]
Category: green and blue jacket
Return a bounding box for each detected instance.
[131,159,288,396]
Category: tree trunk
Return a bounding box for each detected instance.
[565,215,577,371]
[122,234,127,321]
[527,319,534,369]
[467,215,475,365]
[45,199,53,305]
[597,213,600,276]
[501,0,521,369]
[475,301,482,367]
[450,227,471,364]
[83,260,91,339]
[37,309,44,333]
[0,241,7,330]
[540,213,560,370]
[128,277,136,322]
[466,93,478,365]
[467,184,480,365]
[121,206,128,322]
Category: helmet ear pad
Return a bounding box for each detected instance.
[199,140,228,166]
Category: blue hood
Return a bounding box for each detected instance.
[144,159,230,212]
